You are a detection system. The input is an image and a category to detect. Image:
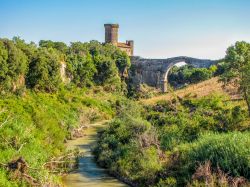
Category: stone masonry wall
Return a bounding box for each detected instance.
[130,56,218,92]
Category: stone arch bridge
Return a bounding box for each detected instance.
[130,56,218,92]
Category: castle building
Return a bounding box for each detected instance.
[104,24,134,56]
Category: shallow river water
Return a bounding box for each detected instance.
[62,121,128,187]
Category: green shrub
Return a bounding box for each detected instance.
[189,68,212,83]
[155,177,177,187]
[94,102,162,186]
[145,95,248,151]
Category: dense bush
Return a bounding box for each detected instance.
[94,101,163,186]
[145,95,248,151]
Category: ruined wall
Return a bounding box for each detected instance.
[118,43,134,56]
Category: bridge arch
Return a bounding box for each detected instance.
[160,57,194,92]
[130,56,217,92]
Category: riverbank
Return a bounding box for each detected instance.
[62,121,128,187]
[0,88,124,186]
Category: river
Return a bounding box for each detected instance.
[62,121,128,187]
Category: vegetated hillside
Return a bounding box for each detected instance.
[141,77,240,105]
[94,93,250,187]
[1,36,250,187]
[0,37,131,186]
[0,87,128,186]
[94,42,250,187]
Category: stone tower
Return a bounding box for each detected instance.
[104,24,119,45]
[104,23,134,56]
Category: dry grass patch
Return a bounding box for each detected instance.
[140,77,239,105]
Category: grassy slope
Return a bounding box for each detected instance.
[94,78,250,186]
[140,77,239,105]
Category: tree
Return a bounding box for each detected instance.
[0,39,28,92]
[168,65,213,87]
[69,42,88,55]
[66,53,96,87]
[238,62,250,116]
[112,49,131,76]
[13,37,37,61]
[93,55,121,88]
[189,68,212,83]
[87,40,103,56]
[221,41,250,116]
[26,48,62,92]
[39,40,68,53]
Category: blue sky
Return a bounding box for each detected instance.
[1,0,250,59]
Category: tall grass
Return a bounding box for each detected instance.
[173,132,250,184]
